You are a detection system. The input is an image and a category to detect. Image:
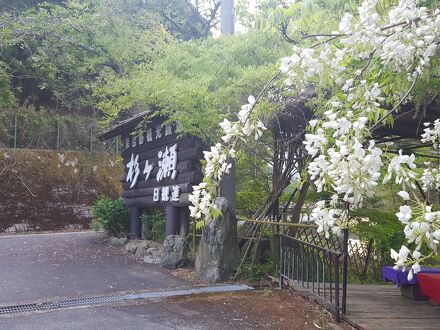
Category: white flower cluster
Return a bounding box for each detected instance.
[391,202,440,280]
[236,95,267,140]
[203,143,232,181]
[421,119,440,148]
[188,183,217,220]
[421,165,440,192]
[189,95,267,222]
[404,205,440,251]
[340,0,439,77]
[310,201,344,239]
[306,132,383,206]
[280,1,439,244]
[383,150,417,190]
[390,245,421,281]
[385,120,440,280]
[419,120,440,192]
[282,2,439,96]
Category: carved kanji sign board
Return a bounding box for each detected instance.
[120,118,203,208]
[100,113,203,208]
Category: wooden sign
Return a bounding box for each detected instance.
[119,116,203,208]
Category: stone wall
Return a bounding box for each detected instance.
[0,148,121,233]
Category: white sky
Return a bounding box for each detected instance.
[213,0,296,36]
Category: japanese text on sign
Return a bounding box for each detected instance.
[125,143,180,202]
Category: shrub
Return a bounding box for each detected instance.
[425,253,440,267]
[351,209,405,265]
[91,197,130,238]
[238,256,275,283]
[141,210,166,242]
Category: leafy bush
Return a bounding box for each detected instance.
[238,256,275,283]
[91,197,130,238]
[425,253,440,267]
[351,209,405,265]
[141,210,166,242]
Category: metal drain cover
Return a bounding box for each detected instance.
[0,284,253,316]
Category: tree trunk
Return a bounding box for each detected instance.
[291,181,310,224]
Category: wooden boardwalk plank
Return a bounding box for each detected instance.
[344,284,440,330]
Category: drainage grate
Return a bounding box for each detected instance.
[0,284,253,316]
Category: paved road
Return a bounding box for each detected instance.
[0,231,188,304]
[0,291,328,330]
[0,231,345,329]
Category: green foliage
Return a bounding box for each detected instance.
[0,0,169,111]
[425,253,440,267]
[98,31,289,139]
[91,197,130,238]
[351,209,405,264]
[238,257,275,283]
[0,0,238,113]
[0,106,112,151]
[140,210,166,242]
[236,149,271,217]
[252,0,361,37]
[0,62,15,109]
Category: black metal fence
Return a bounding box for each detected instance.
[276,232,347,322]
[0,111,120,153]
[287,226,383,282]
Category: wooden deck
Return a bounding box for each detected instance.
[344,284,440,329]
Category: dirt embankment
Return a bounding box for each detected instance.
[0,149,121,232]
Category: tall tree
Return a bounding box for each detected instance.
[0,0,169,111]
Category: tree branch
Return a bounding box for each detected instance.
[280,21,345,45]
[203,1,221,37]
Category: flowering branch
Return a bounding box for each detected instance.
[190,0,440,278]
[278,0,440,277]
[189,95,270,228]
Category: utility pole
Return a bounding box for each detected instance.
[219,0,236,218]
[221,0,234,35]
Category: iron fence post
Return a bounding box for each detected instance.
[13,112,17,148]
[56,120,60,150]
[342,228,348,314]
[89,126,93,151]
[279,234,283,289]
[335,254,340,323]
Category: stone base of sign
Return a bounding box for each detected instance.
[143,247,162,264]
[160,235,188,269]
[124,240,142,253]
[106,237,162,264]
[106,236,128,246]
[195,197,239,282]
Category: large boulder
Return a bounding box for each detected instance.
[160,235,187,269]
[195,197,239,282]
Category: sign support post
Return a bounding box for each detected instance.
[179,207,190,237]
[166,206,180,236]
[129,207,142,239]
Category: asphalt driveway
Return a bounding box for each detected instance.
[0,231,189,304]
[0,231,350,330]
[0,290,341,330]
